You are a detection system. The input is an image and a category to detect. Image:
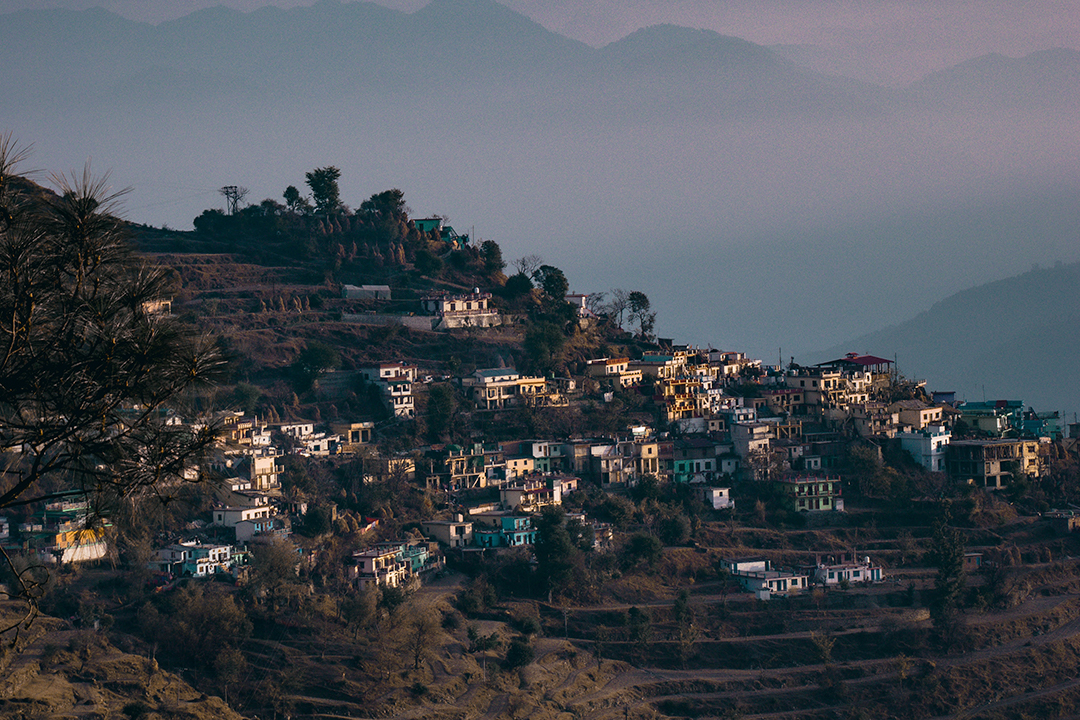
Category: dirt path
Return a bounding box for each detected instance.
[480,692,509,720]
[933,676,1080,720]
[560,589,1080,720]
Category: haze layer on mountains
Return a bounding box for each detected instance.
[8,0,1080,85]
[4,0,1079,412]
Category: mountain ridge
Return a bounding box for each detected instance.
[807,261,1080,413]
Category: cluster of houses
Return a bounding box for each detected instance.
[340,339,1062,492]
[724,551,886,600]
[0,501,110,565]
[8,282,1074,608]
[330,286,1063,491]
[107,337,1063,591]
[419,472,612,555]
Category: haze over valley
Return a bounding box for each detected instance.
[4,0,1078,410]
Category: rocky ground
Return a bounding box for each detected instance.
[0,601,244,720]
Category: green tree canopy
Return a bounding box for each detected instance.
[426,383,458,443]
[628,290,656,339]
[623,532,663,568]
[480,240,505,276]
[502,272,533,300]
[292,340,341,391]
[532,265,569,304]
[360,188,408,221]
[524,320,566,373]
[304,166,342,216]
[283,185,311,215]
[929,509,966,628]
[533,506,578,600]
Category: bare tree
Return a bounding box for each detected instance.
[403,608,440,670]
[585,291,607,314]
[513,254,543,277]
[0,136,226,642]
[605,289,630,328]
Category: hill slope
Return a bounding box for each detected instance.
[808,261,1080,415]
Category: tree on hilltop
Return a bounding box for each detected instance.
[628,290,655,340]
[283,185,311,215]
[305,166,342,216]
[360,188,409,221]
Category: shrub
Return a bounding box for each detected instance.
[504,637,535,669]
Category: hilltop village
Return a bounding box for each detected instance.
[6,168,1080,720]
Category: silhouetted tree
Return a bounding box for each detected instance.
[480,240,505,276]
[534,507,577,600]
[283,185,311,215]
[0,136,225,639]
[426,383,458,442]
[627,291,655,339]
[291,340,340,391]
[533,265,569,305]
[360,188,408,221]
[305,166,342,216]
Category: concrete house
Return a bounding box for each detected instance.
[898,425,951,472]
[889,400,944,431]
[353,545,409,589]
[471,513,537,548]
[672,437,724,483]
[422,515,474,548]
[421,290,500,329]
[696,486,735,510]
[358,363,417,418]
[801,552,884,587]
[463,368,547,411]
[723,557,809,598]
[945,438,1045,488]
[342,284,391,300]
[332,421,375,453]
[774,475,844,512]
[499,475,567,513]
[154,541,237,578]
[586,357,642,388]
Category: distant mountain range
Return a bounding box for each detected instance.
[807,260,1080,415]
[3,0,1078,416]
[3,0,1077,113]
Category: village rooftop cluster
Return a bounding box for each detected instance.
[3,283,1070,603]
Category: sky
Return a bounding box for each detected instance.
[4,0,1080,411]
[6,0,1080,85]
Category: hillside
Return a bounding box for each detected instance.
[807,261,1080,414]
[16,519,1080,720]
[0,599,244,720]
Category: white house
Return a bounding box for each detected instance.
[802,552,884,587]
[358,363,417,418]
[696,486,735,510]
[421,291,501,329]
[723,557,809,599]
[897,425,951,473]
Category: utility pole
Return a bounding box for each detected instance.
[219,185,248,215]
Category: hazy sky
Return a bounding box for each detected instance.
[6,0,1080,84]
[4,0,1079,411]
